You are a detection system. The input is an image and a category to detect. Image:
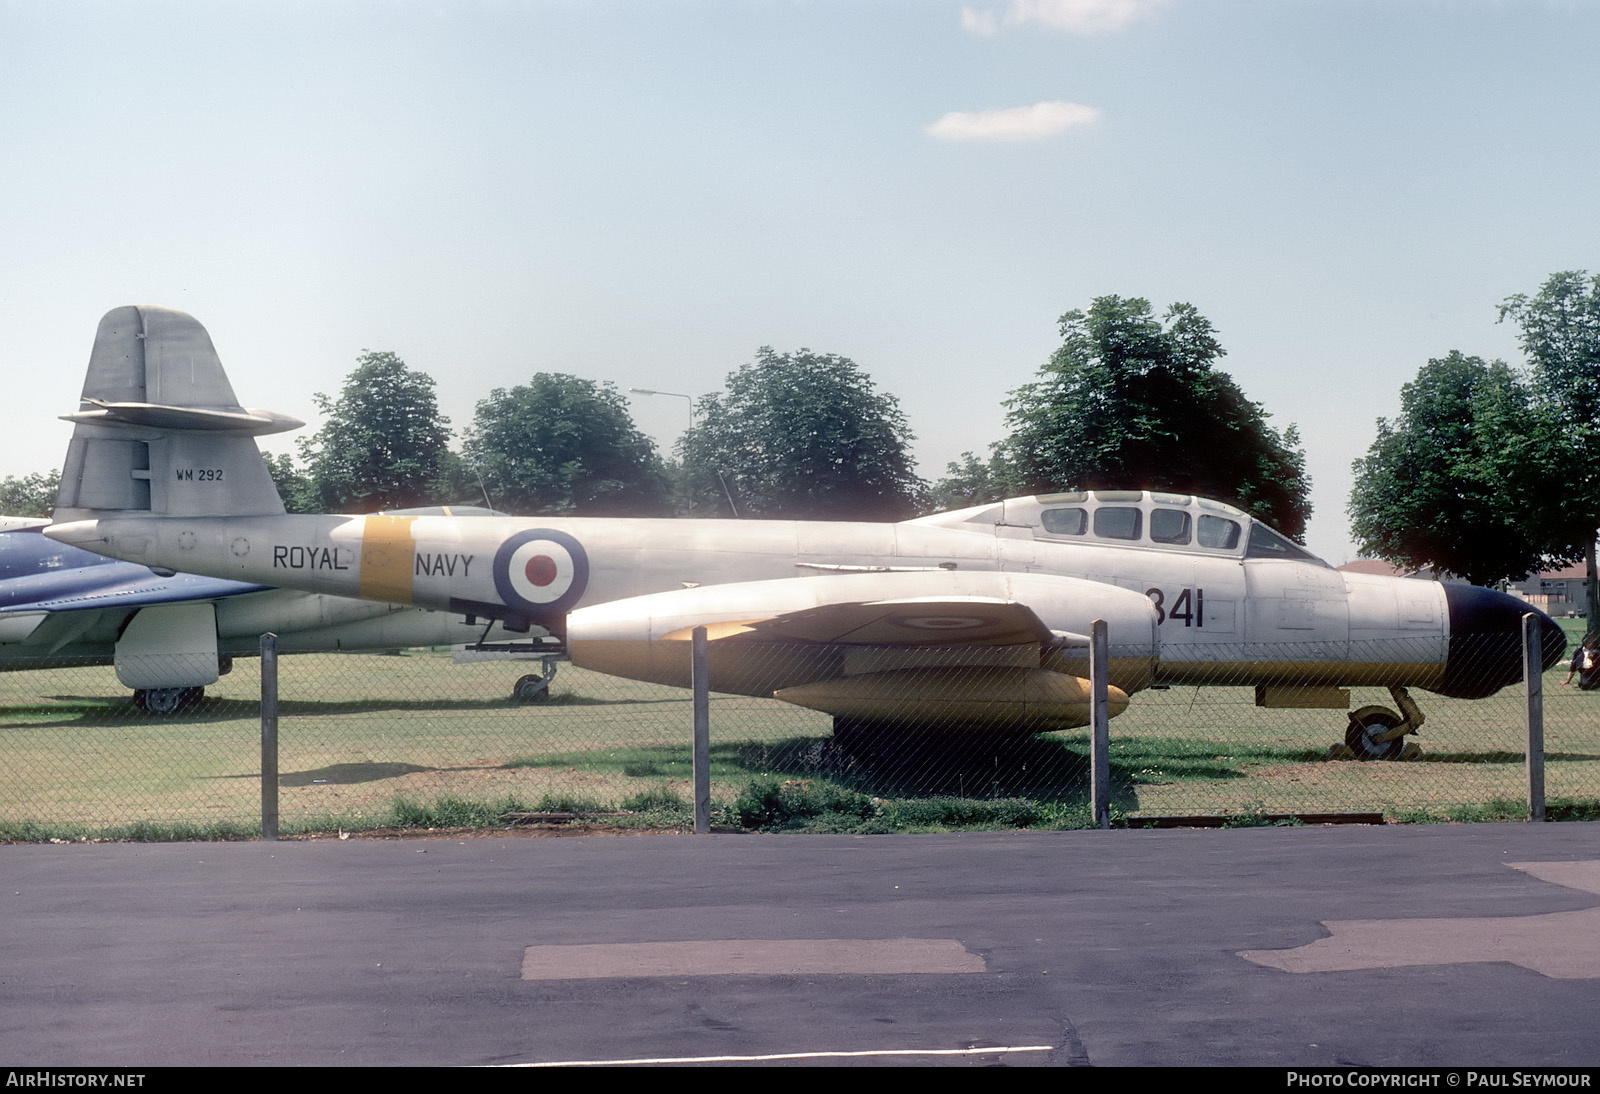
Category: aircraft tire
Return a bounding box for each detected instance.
[1345,706,1407,761]
[135,687,205,715]
[512,674,550,703]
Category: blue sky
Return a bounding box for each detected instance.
[3,0,1596,563]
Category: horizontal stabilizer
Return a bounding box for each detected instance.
[63,399,302,436]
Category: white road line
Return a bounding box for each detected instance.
[498,1044,1057,1066]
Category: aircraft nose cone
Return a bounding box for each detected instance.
[1437,583,1568,699]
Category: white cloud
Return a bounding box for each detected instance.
[960,7,1001,36]
[924,100,1102,142]
[960,0,1162,37]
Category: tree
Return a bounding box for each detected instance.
[680,348,927,520]
[1347,352,1579,586]
[0,471,60,517]
[928,451,1013,513]
[263,452,319,514]
[297,351,453,512]
[1000,296,1312,539]
[1500,270,1600,627]
[462,374,669,516]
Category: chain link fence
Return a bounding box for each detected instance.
[0,621,1594,837]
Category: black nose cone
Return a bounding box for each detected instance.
[1437,583,1567,699]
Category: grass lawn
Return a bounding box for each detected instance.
[1,634,1595,836]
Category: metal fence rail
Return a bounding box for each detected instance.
[0,626,1595,836]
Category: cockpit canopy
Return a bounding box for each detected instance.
[917,490,1325,565]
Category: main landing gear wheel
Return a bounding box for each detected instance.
[512,674,550,703]
[1345,706,1407,761]
[135,687,204,714]
[511,656,561,703]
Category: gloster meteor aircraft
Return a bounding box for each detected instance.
[0,517,530,712]
[45,306,1567,755]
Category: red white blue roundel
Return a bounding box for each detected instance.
[898,615,991,632]
[493,529,589,618]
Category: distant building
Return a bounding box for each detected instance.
[1507,562,1590,618]
[1339,559,1591,616]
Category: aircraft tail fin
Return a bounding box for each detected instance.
[53,306,302,521]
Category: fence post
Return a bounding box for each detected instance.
[1523,613,1545,822]
[260,632,279,841]
[692,625,710,834]
[1089,618,1110,830]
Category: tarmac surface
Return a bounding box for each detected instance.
[3,822,1600,1067]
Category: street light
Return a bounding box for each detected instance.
[629,388,738,517]
[628,388,694,429]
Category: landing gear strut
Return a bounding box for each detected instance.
[1344,685,1425,760]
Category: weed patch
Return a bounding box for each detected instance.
[729,777,1116,833]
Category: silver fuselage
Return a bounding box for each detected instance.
[46,492,1459,695]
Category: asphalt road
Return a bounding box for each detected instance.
[3,823,1599,1067]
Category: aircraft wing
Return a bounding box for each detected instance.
[567,570,1160,730]
[0,527,272,615]
[0,566,271,615]
[0,572,272,614]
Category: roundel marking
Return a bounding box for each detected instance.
[901,615,989,631]
[494,529,589,617]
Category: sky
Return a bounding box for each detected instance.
[2,0,1596,564]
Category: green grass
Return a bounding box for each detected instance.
[727,777,1117,833]
[1,646,1597,838]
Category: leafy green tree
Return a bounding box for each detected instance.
[463,374,669,516]
[1348,352,1579,586]
[0,470,60,517]
[928,451,1013,513]
[1500,270,1600,627]
[263,452,319,514]
[1000,296,1311,539]
[297,351,453,512]
[680,348,927,520]
[429,450,487,510]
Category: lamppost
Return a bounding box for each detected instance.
[629,388,738,516]
[628,388,694,430]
